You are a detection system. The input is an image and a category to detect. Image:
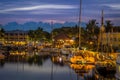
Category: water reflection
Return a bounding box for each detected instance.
[27,54,49,66]
[0,59,5,67]
[70,63,96,80]
[0,50,116,80]
[51,56,64,66]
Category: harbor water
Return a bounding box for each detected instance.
[0,51,116,80]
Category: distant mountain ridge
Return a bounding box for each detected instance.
[2,21,86,32]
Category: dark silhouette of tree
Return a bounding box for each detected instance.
[28,30,35,41]
[86,19,99,50]
[28,27,50,42]
[0,24,5,39]
[105,20,113,33]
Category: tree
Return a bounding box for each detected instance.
[86,19,99,35]
[28,30,35,41]
[86,19,99,50]
[0,25,5,41]
[28,27,50,42]
[105,20,113,33]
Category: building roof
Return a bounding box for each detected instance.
[54,33,70,41]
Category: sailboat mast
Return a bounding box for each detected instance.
[78,0,82,49]
[101,10,104,26]
[101,10,104,43]
[100,10,105,53]
[51,21,54,48]
[97,10,105,52]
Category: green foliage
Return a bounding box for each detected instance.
[52,25,78,38]
[105,20,113,32]
[28,27,50,42]
[0,24,5,39]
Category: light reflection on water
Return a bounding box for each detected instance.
[0,58,77,80]
[0,57,116,80]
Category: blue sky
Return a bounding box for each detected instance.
[0,0,120,26]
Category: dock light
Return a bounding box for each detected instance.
[84,48,86,51]
[59,57,62,62]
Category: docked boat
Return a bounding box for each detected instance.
[0,53,5,60]
[70,55,95,65]
[95,10,116,76]
[115,53,120,79]
[70,63,95,74]
[60,48,71,55]
[95,60,116,76]
[70,55,86,64]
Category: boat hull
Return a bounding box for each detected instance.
[96,66,116,77]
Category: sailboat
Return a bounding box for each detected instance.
[115,51,120,79]
[69,0,84,64]
[95,10,116,75]
[69,0,96,65]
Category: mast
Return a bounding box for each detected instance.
[97,10,105,52]
[101,10,104,26]
[78,0,82,49]
[100,10,105,33]
[51,21,54,48]
[100,10,105,53]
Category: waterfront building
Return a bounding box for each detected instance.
[4,30,28,46]
[98,10,120,51]
[53,33,74,48]
[101,32,120,49]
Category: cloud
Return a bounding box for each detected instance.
[0,4,77,13]
[102,4,120,10]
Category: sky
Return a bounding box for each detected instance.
[0,0,120,26]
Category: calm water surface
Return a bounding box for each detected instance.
[0,58,79,80]
[0,58,116,80]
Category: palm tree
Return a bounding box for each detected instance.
[0,25,5,43]
[86,19,99,50]
[105,20,113,33]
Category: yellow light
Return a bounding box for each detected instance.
[90,42,93,44]
[70,40,74,42]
